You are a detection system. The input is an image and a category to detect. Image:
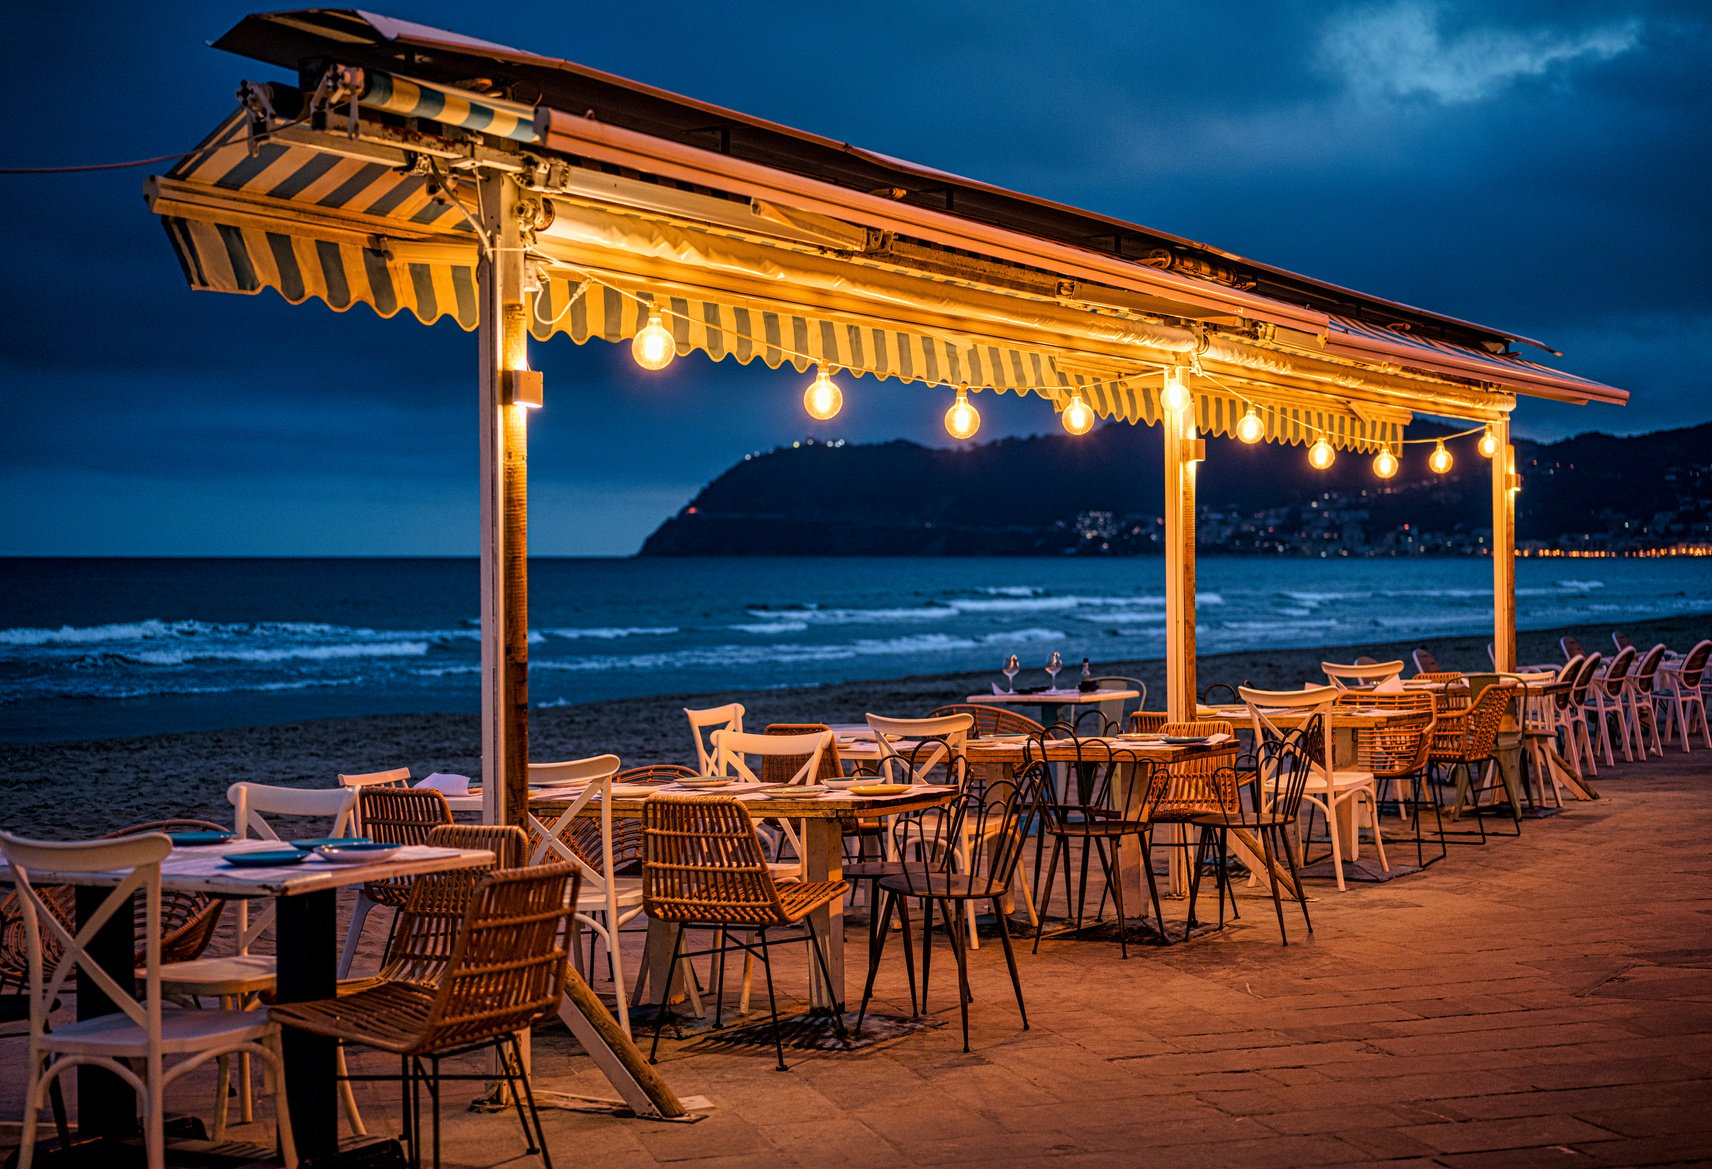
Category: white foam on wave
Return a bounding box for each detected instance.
[1556,579,1606,591]
[125,640,432,666]
[539,625,678,640]
[730,621,810,634]
[744,605,950,624]
[535,631,984,673]
[977,586,1046,598]
[0,618,353,647]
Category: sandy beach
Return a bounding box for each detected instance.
[3,612,1706,839]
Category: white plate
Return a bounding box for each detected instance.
[676,777,735,789]
[757,784,828,799]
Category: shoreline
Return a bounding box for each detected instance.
[3,611,1707,838]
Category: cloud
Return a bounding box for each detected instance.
[1320,1,1640,104]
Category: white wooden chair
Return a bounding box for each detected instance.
[685,703,745,773]
[0,830,297,1169]
[525,755,643,1037]
[1321,660,1405,689]
[337,767,411,789]
[707,729,830,883]
[1239,685,1388,891]
[158,783,361,1137]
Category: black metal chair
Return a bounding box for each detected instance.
[1186,739,1314,944]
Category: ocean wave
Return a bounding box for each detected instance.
[729,621,810,634]
[979,627,1067,643]
[123,640,432,666]
[0,618,354,647]
[534,632,985,674]
[1556,579,1606,591]
[976,585,1047,598]
[539,625,678,640]
[743,605,950,624]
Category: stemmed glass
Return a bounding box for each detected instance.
[1044,651,1063,691]
[1002,654,1020,693]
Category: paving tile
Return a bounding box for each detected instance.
[1397,1114,1624,1154]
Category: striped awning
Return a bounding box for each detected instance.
[147,110,1406,452]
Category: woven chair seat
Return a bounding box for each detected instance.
[878,870,1009,902]
[1038,817,1150,838]
[667,880,847,929]
[274,981,440,1055]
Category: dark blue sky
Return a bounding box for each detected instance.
[3,1,1707,555]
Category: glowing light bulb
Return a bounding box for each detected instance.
[1373,447,1399,479]
[631,310,675,370]
[1478,425,1499,459]
[1308,439,1336,470]
[1428,441,1454,475]
[802,365,843,421]
[1236,407,1265,444]
[1160,367,1191,413]
[945,386,981,440]
[1061,393,1094,436]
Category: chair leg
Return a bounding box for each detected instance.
[941,900,973,1053]
[1137,834,1167,943]
[338,893,378,979]
[336,1042,366,1136]
[802,916,848,1034]
[428,1055,442,1169]
[1092,836,1127,959]
[756,929,787,1072]
[1258,821,1287,944]
[1033,836,1065,953]
[510,1034,553,1169]
[1278,826,1312,935]
[648,925,687,1064]
[991,897,1028,1029]
[855,890,897,1036]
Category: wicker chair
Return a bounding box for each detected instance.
[1186,739,1313,944]
[1430,682,1523,841]
[339,787,453,978]
[272,863,577,1169]
[1127,710,1170,734]
[856,770,1043,1053]
[641,795,847,1071]
[1335,691,1442,868]
[928,703,1046,738]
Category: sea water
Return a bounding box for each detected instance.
[2,556,1708,743]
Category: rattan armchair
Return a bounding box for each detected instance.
[1335,691,1442,868]
[641,794,848,1071]
[272,863,578,1169]
[928,703,1046,738]
[1430,682,1523,841]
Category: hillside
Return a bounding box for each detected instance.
[638,421,1712,557]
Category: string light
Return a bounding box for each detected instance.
[1308,438,1336,470]
[1478,424,1499,458]
[1160,367,1191,413]
[802,364,843,421]
[1061,393,1094,435]
[1236,406,1265,444]
[1428,440,1454,475]
[945,385,981,440]
[631,309,675,370]
[1372,446,1399,479]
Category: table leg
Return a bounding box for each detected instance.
[274,890,337,1160]
[75,886,136,1138]
[801,819,845,1011]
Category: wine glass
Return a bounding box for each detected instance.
[1002,654,1020,693]
[1044,651,1063,691]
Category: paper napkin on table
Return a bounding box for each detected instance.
[1374,676,1405,693]
[415,772,471,796]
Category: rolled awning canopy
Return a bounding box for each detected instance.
[145,15,1626,452]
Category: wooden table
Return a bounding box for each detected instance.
[966,687,1140,731]
[4,839,493,1166]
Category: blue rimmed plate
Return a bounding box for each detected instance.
[314,842,403,865]
[289,836,371,851]
[222,849,309,868]
[168,830,236,847]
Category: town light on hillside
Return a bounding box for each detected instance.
[1429,440,1454,475]
[1373,446,1399,479]
[803,364,843,420]
[1160,367,1191,413]
[1308,438,1336,470]
[945,385,981,440]
[1236,407,1265,444]
[1061,393,1094,435]
[631,309,676,370]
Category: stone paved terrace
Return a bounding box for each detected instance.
[4,750,1709,1168]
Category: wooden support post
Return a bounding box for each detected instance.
[478,172,530,829]
[1163,396,1198,720]
[1491,418,1516,673]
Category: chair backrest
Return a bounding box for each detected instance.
[1570,652,1603,706]
[892,771,1041,896]
[1631,644,1666,693]
[0,831,172,1047]
[1251,739,1313,822]
[616,763,698,785]
[1600,645,1636,696]
[1128,710,1169,734]
[1334,692,1435,777]
[1554,655,1585,710]
[357,786,452,843]
[1612,629,1633,652]
[527,754,622,788]
[1561,635,1585,661]
[523,755,622,882]
[762,724,844,783]
[1089,676,1147,729]
[685,703,745,773]
[928,703,1044,738]
[708,729,830,785]
[105,819,228,967]
[1412,647,1442,675]
[1239,686,1336,774]
[1322,660,1405,688]
[1027,738,1164,826]
[416,863,577,1053]
[339,767,411,789]
[1412,672,1464,686]
[641,795,796,926]
[376,824,530,986]
[1676,640,1712,689]
[865,713,971,784]
[1199,682,1245,707]
[228,782,358,841]
[1439,683,1519,759]
[1156,721,1240,817]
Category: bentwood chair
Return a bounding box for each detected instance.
[685,703,745,773]
[1656,640,1711,752]
[1566,652,1604,775]
[929,703,1045,739]
[273,864,577,1169]
[1625,644,1668,758]
[1,830,298,1169]
[339,787,453,978]
[856,770,1043,1053]
[642,794,847,1071]
[706,728,832,881]
[1588,645,1638,764]
[1186,741,1313,944]
[1561,635,1586,662]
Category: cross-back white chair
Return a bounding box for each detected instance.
[685,703,745,774]
[1322,660,1405,689]
[0,830,297,1169]
[337,767,411,789]
[525,755,643,1037]
[865,712,972,785]
[707,729,830,883]
[159,782,360,1137]
[1657,640,1711,752]
[1239,685,1387,891]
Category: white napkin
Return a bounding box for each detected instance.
[1374,676,1405,693]
[991,683,1005,695]
[415,772,472,796]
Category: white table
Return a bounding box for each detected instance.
[967,687,1141,732]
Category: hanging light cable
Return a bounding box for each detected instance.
[945,385,981,440]
[802,364,843,421]
[631,308,675,370]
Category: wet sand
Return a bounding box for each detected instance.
[3,613,1706,838]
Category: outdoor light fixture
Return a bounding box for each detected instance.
[1236,406,1265,444]
[945,385,981,440]
[802,364,843,420]
[1160,367,1191,413]
[1373,446,1399,479]
[1308,438,1336,470]
[1061,393,1095,435]
[631,309,675,370]
[500,369,543,409]
[1429,440,1454,475]
[1478,424,1500,458]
